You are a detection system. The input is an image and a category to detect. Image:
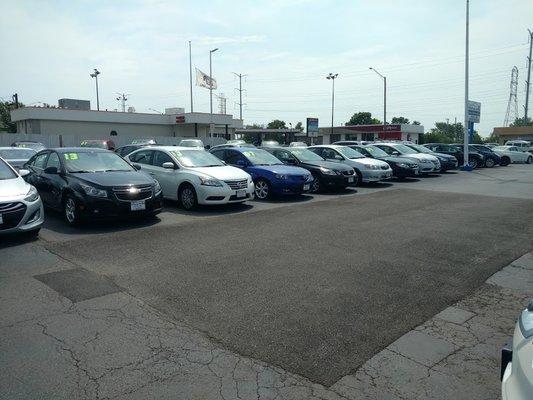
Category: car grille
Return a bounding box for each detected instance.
[342,169,354,176]
[224,179,248,190]
[113,185,153,201]
[0,202,27,230]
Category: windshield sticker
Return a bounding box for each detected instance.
[64,153,79,160]
[243,151,255,157]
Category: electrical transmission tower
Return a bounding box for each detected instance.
[116,93,130,112]
[215,93,227,114]
[233,72,246,120]
[504,66,519,126]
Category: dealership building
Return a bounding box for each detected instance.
[318,124,424,144]
[492,126,533,143]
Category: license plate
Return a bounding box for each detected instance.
[0,214,3,224]
[131,200,146,211]
[303,184,310,191]
[236,189,246,198]
[348,177,354,183]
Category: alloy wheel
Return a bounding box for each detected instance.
[485,158,495,168]
[181,187,196,210]
[527,156,532,164]
[469,159,478,169]
[311,178,320,193]
[65,198,77,224]
[255,180,269,200]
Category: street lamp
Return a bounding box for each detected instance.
[326,73,338,137]
[369,67,386,125]
[209,48,219,139]
[90,68,101,111]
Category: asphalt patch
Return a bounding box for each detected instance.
[34,268,122,303]
[46,189,533,385]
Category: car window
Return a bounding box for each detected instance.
[131,149,153,164]
[274,150,295,162]
[32,153,49,169]
[210,149,226,160]
[309,147,324,157]
[153,151,174,167]
[375,145,393,155]
[225,151,247,165]
[321,148,340,159]
[45,152,61,170]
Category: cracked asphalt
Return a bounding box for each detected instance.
[1,165,533,399]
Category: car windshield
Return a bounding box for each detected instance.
[242,149,283,165]
[170,150,224,167]
[0,148,36,159]
[63,151,134,172]
[391,144,417,154]
[336,146,365,159]
[362,145,389,157]
[80,141,108,149]
[0,158,17,180]
[409,144,432,153]
[179,140,204,147]
[289,149,324,162]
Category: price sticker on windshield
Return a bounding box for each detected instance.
[64,153,79,160]
[243,151,255,157]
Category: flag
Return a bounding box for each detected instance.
[195,68,217,90]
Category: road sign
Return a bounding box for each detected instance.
[468,101,481,123]
[306,118,319,137]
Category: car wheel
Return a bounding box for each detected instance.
[179,184,197,210]
[63,195,79,226]
[485,158,495,168]
[500,156,510,166]
[254,179,271,200]
[311,177,321,193]
[527,156,532,164]
[354,169,363,186]
[469,158,478,169]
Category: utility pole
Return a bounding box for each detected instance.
[233,72,246,120]
[209,48,219,139]
[115,93,129,113]
[189,41,194,113]
[326,73,338,136]
[12,93,19,108]
[462,0,470,169]
[524,29,533,124]
[369,67,387,125]
[90,69,101,110]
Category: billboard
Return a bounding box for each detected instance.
[468,101,481,123]
[306,118,319,137]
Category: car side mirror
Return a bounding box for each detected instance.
[162,162,176,169]
[133,164,142,170]
[44,166,58,174]
[18,169,30,177]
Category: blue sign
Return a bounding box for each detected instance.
[306,118,319,137]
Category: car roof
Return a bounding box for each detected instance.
[49,147,110,153]
[144,146,204,151]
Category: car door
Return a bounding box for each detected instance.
[40,151,64,209]
[26,152,50,203]
[151,150,179,198]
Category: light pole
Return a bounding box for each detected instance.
[326,73,338,137]
[90,69,101,111]
[209,48,219,139]
[369,67,386,125]
[462,0,470,169]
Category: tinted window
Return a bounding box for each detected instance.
[0,158,17,180]
[321,148,340,159]
[130,149,153,164]
[210,149,226,160]
[32,153,49,169]
[153,151,174,167]
[375,145,393,155]
[226,151,247,165]
[273,150,295,162]
[46,152,61,170]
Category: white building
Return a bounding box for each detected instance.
[318,124,424,144]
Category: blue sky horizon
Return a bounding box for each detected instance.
[1,0,532,136]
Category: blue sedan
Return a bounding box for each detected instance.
[210,147,313,199]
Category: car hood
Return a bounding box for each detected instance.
[192,166,250,180]
[379,156,419,164]
[0,176,29,198]
[432,152,456,161]
[345,157,390,167]
[71,171,154,187]
[300,160,352,171]
[401,153,438,162]
[252,164,310,175]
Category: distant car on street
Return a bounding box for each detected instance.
[80,139,116,151]
[333,140,375,146]
[288,142,308,147]
[178,139,204,149]
[492,146,533,165]
[131,138,158,145]
[0,147,37,169]
[11,141,46,152]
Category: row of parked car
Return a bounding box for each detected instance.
[0,138,531,237]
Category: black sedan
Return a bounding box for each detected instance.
[23,148,163,225]
[465,144,501,168]
[347,144,420,178]
[404,143,458,172]
[423,143,485,169]
[263,147,357,191]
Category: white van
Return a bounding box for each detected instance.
[504,140,532,153]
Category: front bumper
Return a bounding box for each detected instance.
[197,183,255,205]
[361,168,393,182]
[271,177,314,195]
[0,197,44,234]
[78,191,163,219]
[418,162,437,174]
[322,173,357,187]
[439,159,458,171]
[393,165,420,177]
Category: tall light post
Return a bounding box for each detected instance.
[90,69,101,111]
[209,48,219,139]
[369,67,386,125]
[326,73,338,137]
[462,0,470,169]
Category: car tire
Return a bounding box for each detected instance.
[500,156,510,166]
[485,158,495,168]
[527,156,532,164]
[469,158,478,169]
[354,169,363,186]
[311,176,321,193]
[254,179,271,200]
[63,195,80,226]
[179,184,197,210]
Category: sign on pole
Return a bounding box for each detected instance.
[467,101,481,123]
[306,118,319,137]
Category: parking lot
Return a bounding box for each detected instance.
[2,165,533,399]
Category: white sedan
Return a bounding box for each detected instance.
[127,146,254,210]
[492,146,532,165]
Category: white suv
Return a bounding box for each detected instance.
[127,146,254,210]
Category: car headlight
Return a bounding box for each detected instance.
[397,163,408,168]
[80,183,108,198]
[410,163,419,168]
[519,300,533,338]
[153,180,162,194]
[365,164,379,170]
[319,167,337,175]
[24,185,40,202]
[199,177,223,187]
[275,174,289,179]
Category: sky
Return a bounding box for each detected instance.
[1,0,532,136]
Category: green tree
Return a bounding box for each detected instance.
[267,119,287,129]
[412,120,421,125]
[0,101,19,133]
[427,121,465,143]
[510,117,533,127]
[471,132,483,144]
[391,116,410,124]
[294,121,303,131]
[484,132,500,144]
[345,112,381,126]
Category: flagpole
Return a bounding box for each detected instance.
[189,41,193,113]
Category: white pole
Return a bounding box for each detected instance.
[463,0,470,167]
[209,51,213,139]
[189,41,193,113]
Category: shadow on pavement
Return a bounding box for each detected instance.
[0,232,39,249]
